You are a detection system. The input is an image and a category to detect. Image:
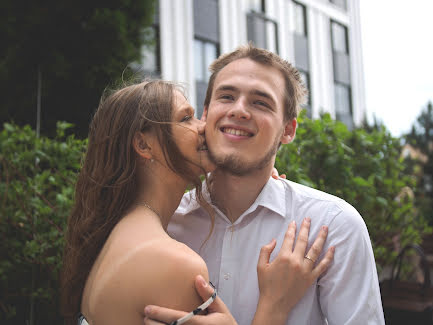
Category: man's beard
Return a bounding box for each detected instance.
[208,135,281,176]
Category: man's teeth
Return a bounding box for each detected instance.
[223,128,251,136]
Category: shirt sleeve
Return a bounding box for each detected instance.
[318,202,385,325]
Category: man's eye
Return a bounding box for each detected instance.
[220,94,234,100]
[181,115,192,122]
[255,100,269,108]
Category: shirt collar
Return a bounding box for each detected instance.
[178,177,288,219]
[243,177,288,219]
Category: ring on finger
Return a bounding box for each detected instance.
[304,255,316,263]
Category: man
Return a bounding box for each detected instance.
[146,45,385,324]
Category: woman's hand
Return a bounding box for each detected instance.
[253,218,335,325]
[143,275,238,325]
[271,167,286,180]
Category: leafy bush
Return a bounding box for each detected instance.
[276,112,430,271]
[0,122,86,324]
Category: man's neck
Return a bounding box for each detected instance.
[209,166,272,223]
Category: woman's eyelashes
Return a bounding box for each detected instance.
[180,115,193,122]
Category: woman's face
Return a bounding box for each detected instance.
[171,90,215,174]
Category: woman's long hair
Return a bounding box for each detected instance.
[60,80,212,324]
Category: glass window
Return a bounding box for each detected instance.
[334,83,352,127]
[140,26,160,73]
[247,0,265,12]
[331,21,348,53]
[204,42,217,80]
[194,38,218,81]
[330,0,347,10]
[293,2,307,36]
[299,70,311,117]
[299,70,310,104]
[194,40,204,81]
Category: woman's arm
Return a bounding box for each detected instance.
[143,219,334,325]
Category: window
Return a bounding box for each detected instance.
[193,0,220,116]
[293,2,307,36]
[331,20,352,127]
[331,21,348,54]
[299,70,311,117]
[246,12,279,53]
[247,0,266,12]
[329,0,347,10]
[334,83,352,128]
[194,39,218,82]
[140,25,161,75]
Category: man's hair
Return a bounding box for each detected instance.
[203,44,308,121]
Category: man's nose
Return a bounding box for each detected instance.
[228,97,251,120]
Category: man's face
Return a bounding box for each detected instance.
[203,58,296,176]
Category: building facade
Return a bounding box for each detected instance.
[140,0,366,127]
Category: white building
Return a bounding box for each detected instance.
[140,0,366,128]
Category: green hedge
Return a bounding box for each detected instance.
[276,112,430,270]
[0,122,86,324]
[0,115,430,323]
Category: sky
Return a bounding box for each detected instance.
[359,1,433,137]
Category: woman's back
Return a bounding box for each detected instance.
[81,211,208,325]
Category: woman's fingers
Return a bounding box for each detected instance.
[143,316,168,325]
[257,238,276,269]
[312,246,335,277]
[193,275,231,314]
[293,218,311,257]
[271,167,279,179]
[303,225,328,268]
[279,220,296,253]
[144,305,187,324]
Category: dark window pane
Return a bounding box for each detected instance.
[299,70,311,117]
[247,12,279,53]
[293,2,307,36]
[194,39,204,81]
[247,0,265,12]
[140,25,160,75]
[204,42,217,80]
[331,21,348,53]
[330,0,346,10]
[334,83,353,128]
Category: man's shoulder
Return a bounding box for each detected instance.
[277,178,364,227]
[279,178,344,203]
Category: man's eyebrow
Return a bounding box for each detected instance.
[215,85,239,92]
[251,89,276,105]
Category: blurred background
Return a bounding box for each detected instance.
[1,0,432,324]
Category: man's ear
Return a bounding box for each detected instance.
[133,132,153,160]
[201,106,208,122]
[280,119,297,144]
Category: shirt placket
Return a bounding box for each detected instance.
[217,223,236,309]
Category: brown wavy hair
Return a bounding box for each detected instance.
[60,80,212,324]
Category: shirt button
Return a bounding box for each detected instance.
[224,273,231,280]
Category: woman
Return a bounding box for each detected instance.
[60,80,334,325]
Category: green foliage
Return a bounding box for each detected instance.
[276,112,430,271]
[0,123,86,324]
[405,102,433,225]
[0,0,157,138]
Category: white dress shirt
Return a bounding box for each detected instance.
[168,177,385,325]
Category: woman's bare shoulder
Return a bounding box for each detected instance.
[99,237,209,315]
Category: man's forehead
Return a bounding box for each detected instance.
[213,58,285,103]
